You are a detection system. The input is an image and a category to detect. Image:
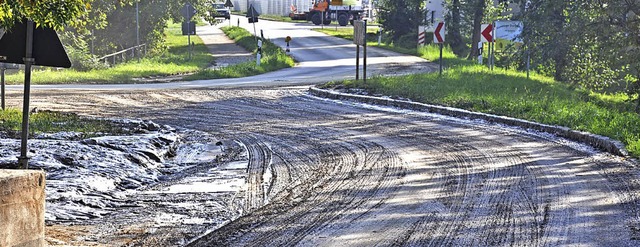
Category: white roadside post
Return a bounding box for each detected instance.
[256,39,262,66]
[378,26,383,46]
[478,42,483,64]
[285,36,292,54]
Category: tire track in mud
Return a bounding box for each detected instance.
[196,136,405,246]
[238,135,273,211]
[20,88,640,246]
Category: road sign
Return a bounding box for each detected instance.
[495,20,523,43]
[433,22,445,44]
[247,4,259,23]
[0,21,71,68]
[182,2,196,20]
[481,24,493,43]
[247,4,260,17]
[224,0,234,8]
[353,20,366,46]
[418,26,426,46]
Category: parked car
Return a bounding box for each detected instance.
[212,3,230,19]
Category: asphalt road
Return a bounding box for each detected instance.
[7,15,431,91]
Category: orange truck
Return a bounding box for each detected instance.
[290,0,365,26]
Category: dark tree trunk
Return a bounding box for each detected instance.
[551,3,568,82]
[468,0,485,60]
[449,0,465,56]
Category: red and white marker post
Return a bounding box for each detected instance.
[433,22,445,76]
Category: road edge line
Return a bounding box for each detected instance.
[308,86,629,157]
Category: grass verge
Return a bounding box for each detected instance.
[314,27,418,55]
[184,26,295,80]
[4,22,212,84]
[258,14,307,23]
[321,43,640,157]
[0,110,128,138]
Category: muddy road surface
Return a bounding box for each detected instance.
[8,87,640,246]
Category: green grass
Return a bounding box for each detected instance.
[313,27,419,55]
[185,26,295,80]
[3,21,296,84]
[321,44,640,157]
[259,14,308,23]
[3,22,213,84]
[0,110,128,138]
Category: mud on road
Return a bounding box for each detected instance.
[7,87,640,246]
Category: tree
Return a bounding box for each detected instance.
[597,0,640,111]
[377,0,425,48]
[445,0,466,56]
[466,0,485,60]
[0,0,91,30]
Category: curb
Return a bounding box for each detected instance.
[309,87,629,157]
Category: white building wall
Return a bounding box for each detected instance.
[240,0,365,16]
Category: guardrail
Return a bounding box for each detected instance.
[99,44,147,65]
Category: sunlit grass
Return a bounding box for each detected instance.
[259,14,308,23]
[185,26,295,80]
[0,109,128,137]
[3,22,213,84]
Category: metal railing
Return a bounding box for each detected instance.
[99,43,147,65]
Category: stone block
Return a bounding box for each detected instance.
[0,169,45,247]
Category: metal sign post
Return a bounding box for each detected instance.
[363,20,367,83]
[1,65,5,110]
[354,20,366,81]
[439,43,443,75]
[0,63,16,110]
[356,44,360,80]
[490,22,496,71]
[247,5,259,41]
[182,2,196,60]
[188,21,192,60]
[18,20,35,169]
[224,0,234,27]
[0,21,72,169]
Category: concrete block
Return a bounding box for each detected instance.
[0,169,45,247]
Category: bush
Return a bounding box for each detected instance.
[395,33,418,49]
[66,45,109,71]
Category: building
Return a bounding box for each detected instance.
[228,0,366,17]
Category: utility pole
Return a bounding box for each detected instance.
[136,0,140,59]
[136,1,140,47]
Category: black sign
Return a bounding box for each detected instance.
[182,2,197,20]
[224,0,234,8]
[246,4,260,18]
[0,21,71,68]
